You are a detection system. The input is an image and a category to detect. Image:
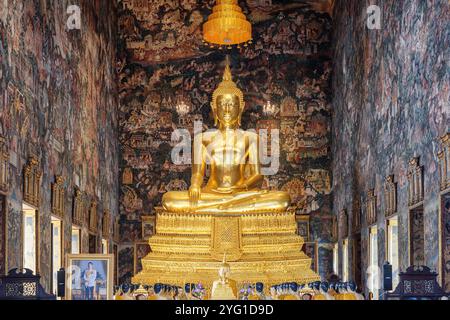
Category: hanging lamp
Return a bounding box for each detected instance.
[203,0,252,48]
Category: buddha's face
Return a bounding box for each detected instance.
[219,265,230,280]
[216,94,241,127]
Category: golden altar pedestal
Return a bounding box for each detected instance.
[133,207,320,292]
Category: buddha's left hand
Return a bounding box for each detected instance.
[229,183,248,192]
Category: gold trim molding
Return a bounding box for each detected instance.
[72,188,85,227]
[51,175,65,218]
[133,207,320,290]
[384,175,397,217]
[23,156,41,207]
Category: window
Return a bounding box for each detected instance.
[342,238,349,281]
[71,227,81,254]
[23,157,41,207]
[102,239,108,254]
[23,203,37,272]
[51,217,62,295]
[369,226,379,300]
[333,243,339,276]
[386,216,399,290]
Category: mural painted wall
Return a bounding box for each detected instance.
[117,0,334,284]
[0,0,120,291]
[332,0,449,294]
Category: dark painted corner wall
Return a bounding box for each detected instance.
[0,0,120,291]
[332,0,449,294]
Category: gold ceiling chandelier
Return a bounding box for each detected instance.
[203,0,252,49]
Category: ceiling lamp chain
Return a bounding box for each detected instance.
[203,0,253,49]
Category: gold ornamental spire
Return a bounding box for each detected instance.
[203,0,252,47]
[217,57,238,91]
[211,58,245,118]
[223,60,232,82]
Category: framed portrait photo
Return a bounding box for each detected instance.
[141,215,156,240]
[65,254,114,300]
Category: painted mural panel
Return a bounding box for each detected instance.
[0,0,120,290]
[332,0,449,289]
[117,0,335,281]
[118,245,134,285]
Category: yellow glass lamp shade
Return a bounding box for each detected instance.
[203,0,252,45]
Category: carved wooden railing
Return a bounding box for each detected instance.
[0,268,55,300]
[386,266,446,300]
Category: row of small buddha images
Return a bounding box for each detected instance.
[113,281,364,300]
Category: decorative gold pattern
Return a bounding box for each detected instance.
[408,157,424,206]
[211,216,242,261]
[0,136,9,193]
[72,188,85,227]
[438,133,450,191]
[133,207,320,292]
[366,189,377,226]
[23,156,41,207]
[384,175,397,216]
[51,176,65,218]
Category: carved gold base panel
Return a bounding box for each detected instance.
[133,207,320,291]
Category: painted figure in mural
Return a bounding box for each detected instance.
[162,61,291,213]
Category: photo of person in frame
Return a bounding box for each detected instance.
[83,262,98,300]
[67,256,112,301]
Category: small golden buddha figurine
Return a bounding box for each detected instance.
[211,254,238,300]
[147,286,158,300]
[162,60,291,214]
[114,287,123,300]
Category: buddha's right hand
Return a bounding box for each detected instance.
[189,185,201,207]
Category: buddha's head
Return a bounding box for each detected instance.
[212,61,245,128]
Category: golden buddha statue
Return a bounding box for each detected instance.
[133,60,320,294]
[162,61,291,214]
[211,254,238,300]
